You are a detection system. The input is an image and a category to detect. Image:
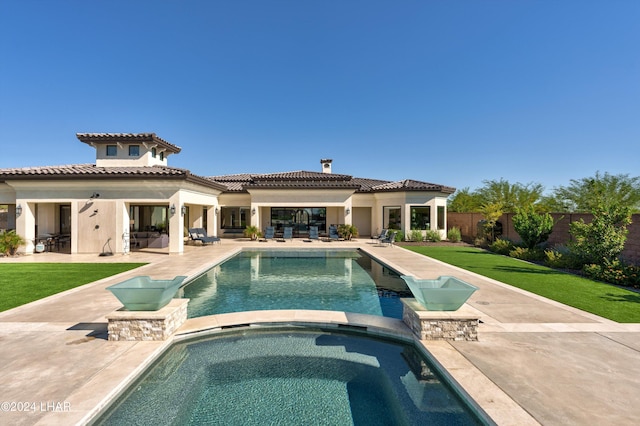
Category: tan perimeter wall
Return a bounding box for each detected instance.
[448,212,640,264]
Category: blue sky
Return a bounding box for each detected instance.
[1,1,638,194]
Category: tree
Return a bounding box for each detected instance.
[569,201,632,266]
[512,206,555,249]
[448,187,482,212]
[476,179,545,213]
[451,179,545,213]
[552,172,640,213]
[479,202,504,243]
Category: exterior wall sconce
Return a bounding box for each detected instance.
[170,204,176,215]
[181,205,187,216]
[90,192,100,199]
[345,208,350,215]
[251,208,256,215]
[15,204,22,217]
[215,207,219,216]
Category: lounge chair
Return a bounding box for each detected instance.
[308,226,319,242]
[328,225,340,241]
[280,227,293,242]
[380,231,397,247]
[371,229,388,242]
[188,228,221,245]
[263,226,275,241]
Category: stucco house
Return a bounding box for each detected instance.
[0,133,455,255]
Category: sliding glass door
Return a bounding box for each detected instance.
[270,207,326,236]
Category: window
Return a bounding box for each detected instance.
[437,206,445,230]
[129,145,140,156]
[59,205,71,234]
[383,206,402,230]
[220,207,249,229]
[159,152,164,161]
[106,145,117,156]
[129,205,169,233]
[151,147,156,158]
[410,206,431,230]
[270,207,326,234]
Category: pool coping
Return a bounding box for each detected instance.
[3,239,640,425]
[81,310,533,426]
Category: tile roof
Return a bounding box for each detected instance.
[0,164,226,190]
[206,171,455,194]
[76,133,182,153]
[371,179,456,193]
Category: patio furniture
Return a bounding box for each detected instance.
[263,226,275,241]
[188,228,221,245]
[371,229,388,243]
[280,227,293,242]
[308,226,320,241]
[130,232,169,249]
[328,225,340,241]
[380,231,397,247]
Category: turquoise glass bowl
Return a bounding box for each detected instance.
[401,275,477,311]
[107,275,187,311]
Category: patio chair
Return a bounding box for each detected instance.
[188,228,221,245]
[329,225,340,241]
[380,231,397,247]
[308,226,319,241]
[371,229,388,242]
[263,226,275,241]
[280,227,293,242]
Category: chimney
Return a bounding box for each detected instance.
[320,158,332,174]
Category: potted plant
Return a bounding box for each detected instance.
[0,230,25,256]
[243,225,261,241]
[337,224,358,241]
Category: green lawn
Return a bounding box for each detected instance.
[0,263,147,312]
[404,246,640,323]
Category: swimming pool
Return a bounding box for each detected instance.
[94,327,489,425]
[181,249,411,319]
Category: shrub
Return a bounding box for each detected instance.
[409,230,423,242]
[513,206,556,249]
[447,226,461,243]
[569,201,631,266]
[338,224,358,240]
[0,230,25,256]
[488,238,514,255]
[474,236,488,248]
[544,247,583,270]
[583,259,640,288]
[394,230,405,242]
[243,225,261,240]
[424,230,441,242]
[509,246,546,262]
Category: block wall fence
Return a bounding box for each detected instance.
[448,212,640,264]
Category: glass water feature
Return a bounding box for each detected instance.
[400,276,478,311]
[107,275,187,311]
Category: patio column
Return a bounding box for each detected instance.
[207,204,217,237]
[344,201,353,226]
[15,201,35,254]
[168,198,184,254]
[250,203,259,228]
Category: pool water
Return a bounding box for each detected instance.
[95,328,487,425]
[181,249,411,319]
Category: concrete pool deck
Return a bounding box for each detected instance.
[0,240,639,425]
